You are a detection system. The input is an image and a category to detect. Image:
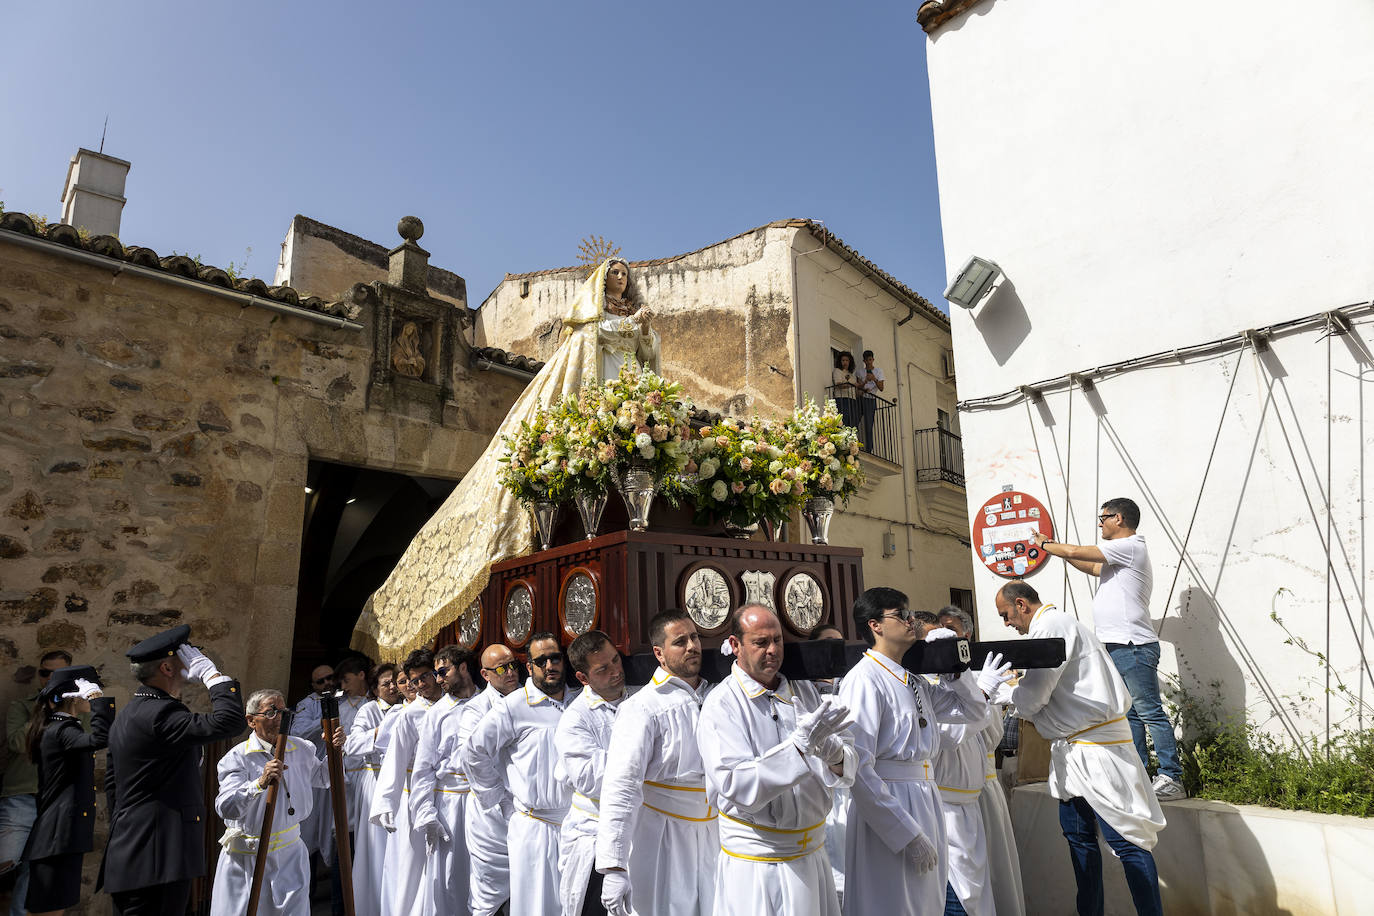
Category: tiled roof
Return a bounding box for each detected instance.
[471,346,545,374]
[0,211,361,320]
[915,0,990,33]
[498,219,948,329]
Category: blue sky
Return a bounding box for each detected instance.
[2,1,947,310]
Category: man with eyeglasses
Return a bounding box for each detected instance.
[555,630,630,915]
[1,649,71,916]
[595,609,716,916]
[1031,497,1184,802]
[838,587,1010,916]
[346,664,402,916]
[457,644,521,916]
[209,688,344,916]
[289,663,339,868]
[409,646,479,915]
[468,632,579,915]
[370,650,441,916]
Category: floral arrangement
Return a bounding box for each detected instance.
[496,408,571,502]
[690,416,804,527]
[585,364,695,481]
[781,397,865,502]
[548,392,618,496]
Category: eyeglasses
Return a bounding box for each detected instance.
[435,665,452,679]
[482,662,517,676]
[250,706,288,719]
[312,675,335,685]
[38,669,55,679]
[530,654,562,668]
[881,609,917,623]
[1097,513,1119,523]
[410,670,436,682]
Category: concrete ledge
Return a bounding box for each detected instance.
[1010,782,1374,915]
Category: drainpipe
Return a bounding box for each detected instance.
[894,317,915,572]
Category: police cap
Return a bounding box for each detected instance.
[125,624,192,664]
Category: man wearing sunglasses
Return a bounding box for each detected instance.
[839,587,1010,916]
[370,650,441,916]
[1031,497,1184,802]
[409,646,479,915]
[209,688,344,916]
[288,664,339,868]
[1,649,71,916]
[456,644,521,916]
[468,632,578,916]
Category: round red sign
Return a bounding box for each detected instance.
[971,490,1053,579]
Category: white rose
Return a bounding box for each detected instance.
[711,480,728,501]
[828,458,841,471]
[768,460,783,474]
[635,432,653,450]
[639,445,656,460]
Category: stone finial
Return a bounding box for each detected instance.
[388,215,431,292]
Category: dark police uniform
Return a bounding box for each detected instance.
[23,665,115,912]
[98,626,245,916]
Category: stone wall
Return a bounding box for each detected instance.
[0,232,522,712]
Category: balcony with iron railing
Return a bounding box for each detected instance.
[825,384,900,465]
[914,426,965,488]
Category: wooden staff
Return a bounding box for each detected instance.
[246,707,293,916]
[321,693,357,916]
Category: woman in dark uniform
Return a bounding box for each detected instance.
[22,665,114,915]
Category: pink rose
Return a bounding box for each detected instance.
[716,436,729,448]
[685,460,699,474]
[651,425,668,442]
[732,481,746,494]
[769,478,789,495]
[739,457,753,471]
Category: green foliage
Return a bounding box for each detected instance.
[1167,680,1374,817]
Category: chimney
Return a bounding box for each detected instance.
[60,148,131,237]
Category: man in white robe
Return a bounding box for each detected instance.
[458,643,522,916]
[555,630,630,915]
[467,631,578,916]
[936,606,1025,916]
[811,624,849,906]
[346,664,402,916]
[596,610,717,916]
[409,646,479,916]
[838,587,1011,916]
[210,688,344,916]
[698,605,857,916]
[993,581,1165,916]
[369,650,441,916]
[289,664,337,864]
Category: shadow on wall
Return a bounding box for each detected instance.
[973,278,1033,366]
[1165,588,1247,728]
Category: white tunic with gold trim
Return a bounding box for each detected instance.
[409,693,470,916]
[345,698,399,916]
[370,695,433,916]
[554,686,626,916]
[998,605,1166,849]
[698,663,855,916]
[838,649,987,916]
[595,667,717,916]
[210,733,325,916]
[457,685,509,916]
[467,680,577,916]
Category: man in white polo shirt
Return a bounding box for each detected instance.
[1032,497,1184,801]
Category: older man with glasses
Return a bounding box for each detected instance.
[838,587,1010,916]
[456,644,522,916]
[468,632,579,916]
[1,650,72,916]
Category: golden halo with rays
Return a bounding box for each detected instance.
[576,235,622,275]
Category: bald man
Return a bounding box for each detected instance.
[698,606,856,916]
[459,644,522,916]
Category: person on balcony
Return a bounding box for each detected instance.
[831,352,861,434]
[854,350,886,451]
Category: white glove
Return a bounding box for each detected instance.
[370,810,396,833]
[791,697,856,759]
[600,869,632,916]
[905,833,939,873]
[816,732,847,766]
[975,652,1014,695]
[62,678,103,701]
[422,820,448,856]
[176,645,230,687]
[924,627,959,642]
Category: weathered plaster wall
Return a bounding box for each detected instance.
[0,237,522,714]
[924,0,1374,736]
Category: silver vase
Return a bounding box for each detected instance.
[803,496,835,545]
[574,490,608,540]
[722,518,760,539]
[531,498,559,550]
[615,467,658,532]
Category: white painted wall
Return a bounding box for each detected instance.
[925,0,1374,738]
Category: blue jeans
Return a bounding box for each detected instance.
[1058,797,1162,916]
[1105,641,1181,780]
[0,793,37,916]
[944,882,969,915]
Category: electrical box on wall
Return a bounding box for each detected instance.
[882,531,897,557]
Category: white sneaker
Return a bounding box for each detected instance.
[1153,774,1187,801]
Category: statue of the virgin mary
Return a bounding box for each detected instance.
[352,258,660,656]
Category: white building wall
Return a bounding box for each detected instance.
[925,0,1374,739]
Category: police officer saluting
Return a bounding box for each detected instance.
[99,625,245,915]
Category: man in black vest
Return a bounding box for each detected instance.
[99,625,244,915]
